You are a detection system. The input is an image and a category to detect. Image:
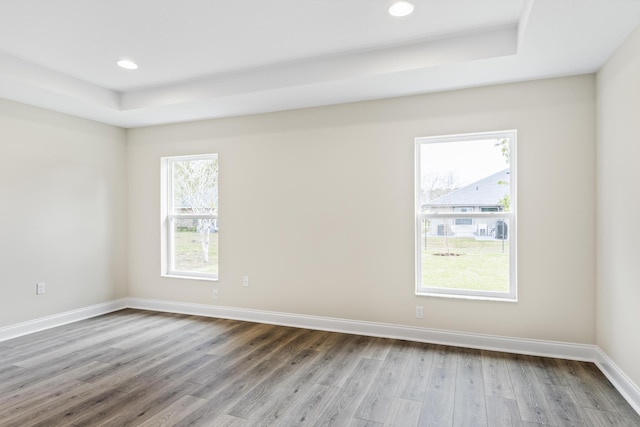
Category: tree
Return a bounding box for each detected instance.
[173,158,218,263]
[421,172,460,255]
[495,138,510,212]
[421,172,459,206]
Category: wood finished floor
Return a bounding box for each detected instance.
[0,309,638,427]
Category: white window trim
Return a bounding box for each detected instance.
[161,154,219,281]
[415,130,517,301]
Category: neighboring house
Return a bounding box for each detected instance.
[421,169,509,238]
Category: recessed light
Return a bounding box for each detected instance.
[389,1,414,17]
[117,59,138,70]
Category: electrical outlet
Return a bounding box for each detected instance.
[242,276,249,287]
[415,305,424,319]
[212,289,219,300]
[36,282,46,295]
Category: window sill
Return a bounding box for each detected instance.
[162,274,218,282]
[416,291,517,303]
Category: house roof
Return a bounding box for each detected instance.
[424,169,509,207]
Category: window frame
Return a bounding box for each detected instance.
[162,153,219,281]
[415,130,517,301]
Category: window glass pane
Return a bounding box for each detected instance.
[419,217,510,292]
[171,218,219,275]
[417,134,513,296]
[172,157,218,215]
[419,138,510,212]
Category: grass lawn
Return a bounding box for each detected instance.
[422,236,509,292]
[173,231,507,291]
[174,230,218,274]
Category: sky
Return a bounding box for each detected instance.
[419,137,509,188]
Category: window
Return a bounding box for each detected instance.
[162,154,218,280]
[415,131,516,300]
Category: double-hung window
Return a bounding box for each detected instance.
[415,131,516,300]
[163,154,218,280]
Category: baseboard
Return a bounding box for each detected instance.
[595,347,640,415]
[126,297,596,361]
[0,298,128,342]
[2,297,638,416]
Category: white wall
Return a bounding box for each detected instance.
[128,75,596,344]
[597,25,640,387]
[0,99,127,328]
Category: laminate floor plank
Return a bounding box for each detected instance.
[315,334,377,388]
[0,360,108,414]
[530,356,570,387]
[396,342,434,401]
[9,383,129,427]
[190,327,308,399]
[83,380,201,427]
[506,353,558,425]
[0,377,87,422]
[1,309,638,427]
[485,396,544,427]
[359,337,393,361]
[135,394,209,427]
[351,419,383,427]
[381,397,422,427]
[0,343,113,395]
[204,322,275,356]
[541,383,588,426]
[558,360,618,413]
[431,344,460,370]
[354,340,414,423]
[249,350,337,426]
[453,347,488,427]
[313,357,382,426]
[418,367,456,427]
[186,325,283,385]
[481,350,516,399]
[227,348,320,419]
[277,383,338,427]
[77,332,205,384]
[583,408,638,427]
[581,363,640,422]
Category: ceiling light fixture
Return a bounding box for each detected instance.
[117,59,138,70]
[388,1,414,17]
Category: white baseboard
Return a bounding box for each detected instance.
[595,347,640,415]
[0,298,128,342]
[126,297,596,361]
[2,297,638,417]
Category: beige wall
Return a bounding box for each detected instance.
[0,99,127,328]
[128,75,596,344]
[597,25,640,386]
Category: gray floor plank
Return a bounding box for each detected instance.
[505,354,558,425]
[481,350,516,399]
[313,357,382,426]
[396,342,435,401]
[1,309,638,427]
[485,396,544,427]
[541,383,588,426]
[453,347,488,427]
[354,340,414,423]
[381,397,422,427]
[418,368,456,427]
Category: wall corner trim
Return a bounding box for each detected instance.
[595,347,640,415]
[0,298,128,342]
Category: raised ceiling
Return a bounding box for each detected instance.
[0,0,639,128]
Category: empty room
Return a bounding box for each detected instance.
[1,0,640,426]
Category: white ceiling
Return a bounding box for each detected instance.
[0,0,639,128]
